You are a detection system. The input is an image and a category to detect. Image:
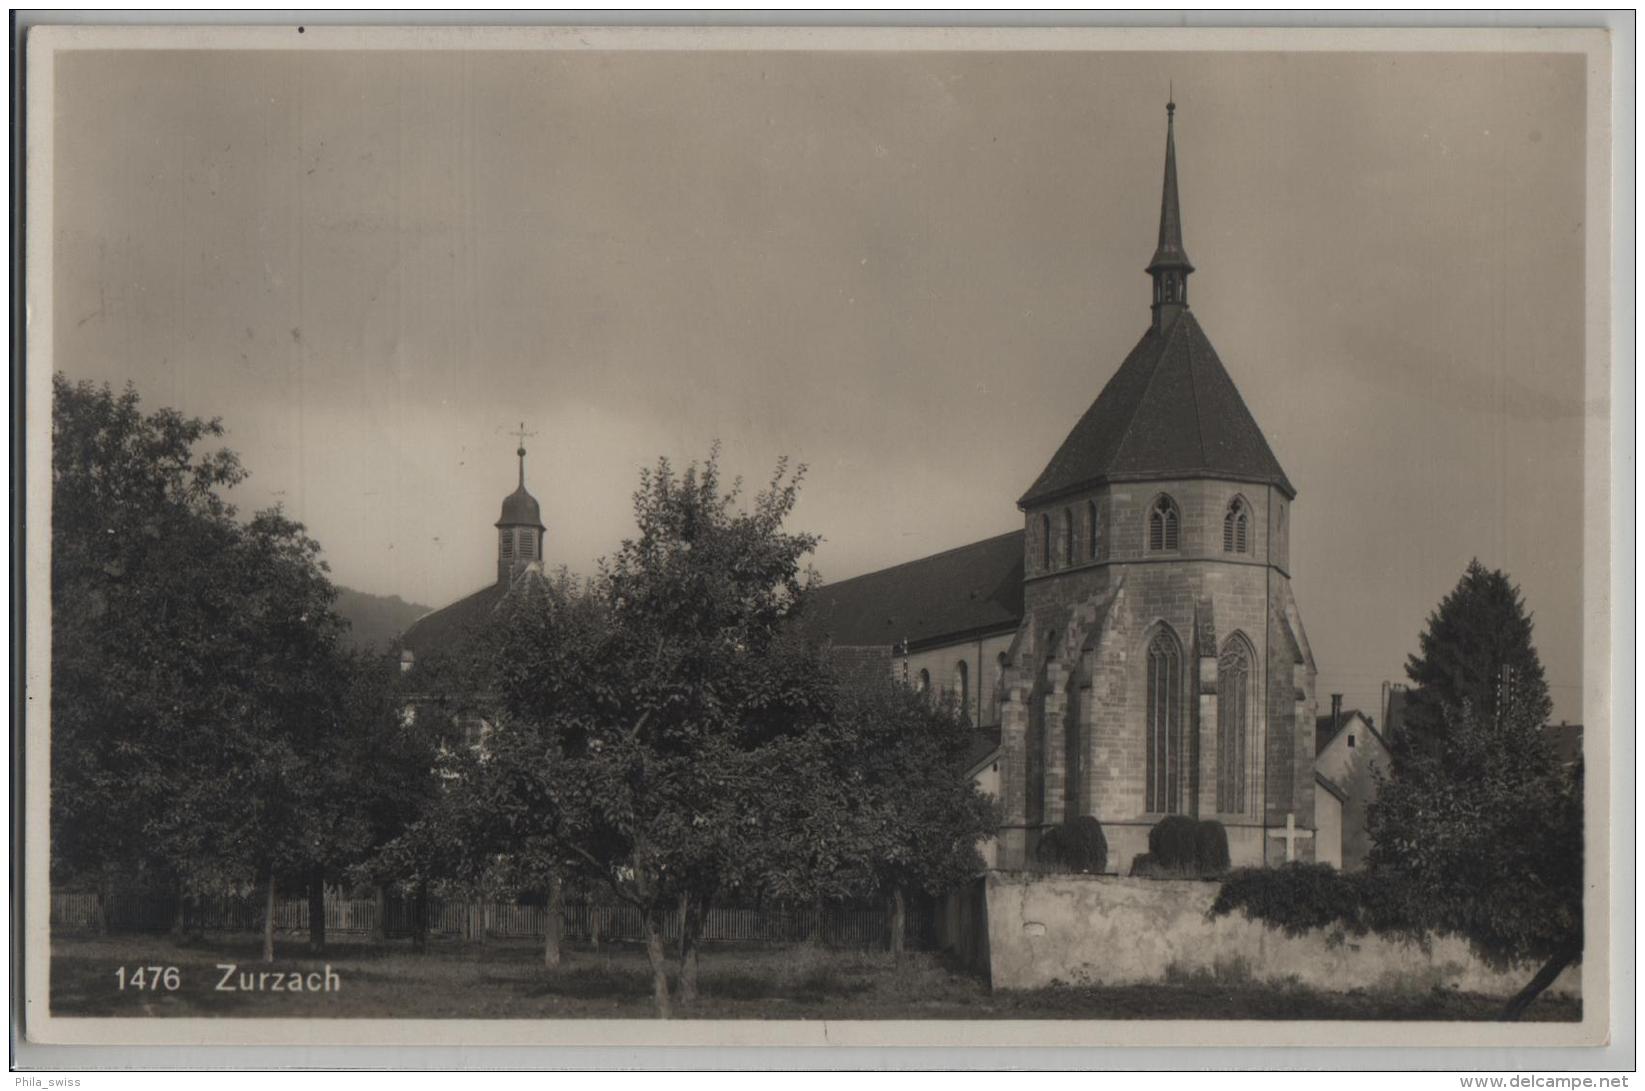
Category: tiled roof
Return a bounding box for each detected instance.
[802,530,1025,649]
[962,726,1003,777]
[399,580,509,658]
[1313,770,1349,804]
[1019,311,1295,507]
[1314,709,1390,757]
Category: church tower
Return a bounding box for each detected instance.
[496,434,546,585]
[994,101,1318,871]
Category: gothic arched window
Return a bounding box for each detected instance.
[1217,635,1253,813]
[1223,498,1249,554]
[916,668,930,694]
[1146,629,1183,814]
[954,660,969,718]
[1087,499,1100,561]
[1061,508,1075,566]
[1148,495,1180,552]
[1039,513,1052,570]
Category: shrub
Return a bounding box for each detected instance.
[1209,864,1426,940]
[1148,815,1200,869]
[1137,817,1230,879]
[1195,819,1231,874]
[1129,853,1161,878]
[1036,815,1108,874]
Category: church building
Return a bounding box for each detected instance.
[808,102,1320,871]
[398,437,547,681]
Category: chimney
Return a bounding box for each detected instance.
[1331,693,1343,736]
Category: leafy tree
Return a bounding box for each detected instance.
[52,374,372,959]
[470,449,831,1017]
[1367,699,1582,1018]
[51,375,246,916]
[829,678,997,957]
[177,508,357,960]
[1214,563,1581,1020]
[1396,560,1553,778]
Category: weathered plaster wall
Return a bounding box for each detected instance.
[979,872,1579,998]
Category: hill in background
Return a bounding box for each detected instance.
[333,587,430,652]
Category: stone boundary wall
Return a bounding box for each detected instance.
[975,871,1580,999]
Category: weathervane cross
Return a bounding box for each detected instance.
[509,421,538,488]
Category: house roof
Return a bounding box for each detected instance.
[962,726,1003,779]
[399,580,509,658]
[801,530,1025,649]
[1018,311,1295,508]
[1314,709,1390,757]
[1314,770,1349,804]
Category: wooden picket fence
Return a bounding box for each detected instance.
[50,890,929,949]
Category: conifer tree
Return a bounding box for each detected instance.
[1396,559,1553,779]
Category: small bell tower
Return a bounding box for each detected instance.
[495,423,547,585]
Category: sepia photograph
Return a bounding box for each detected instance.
[19,22,1619,1056]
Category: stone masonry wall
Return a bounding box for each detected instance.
[978,872,1580,998]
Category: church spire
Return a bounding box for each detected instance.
[1147,97,1194,331]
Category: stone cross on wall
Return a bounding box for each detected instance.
[1269,812,1313,863]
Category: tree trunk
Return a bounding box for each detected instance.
[96,868,112,936]
[808,894,826,946]
[261,869,277,963]
[411,880,429,953]
[370,884,387,943]
[590,904,602,954]
[170,876,186,938]
[888,886,907,963]
[543,874,563,969]
[676,892,705,1005]
[307,869,327,954]
[1503,942,1581,1021]
[641,908,673,1019]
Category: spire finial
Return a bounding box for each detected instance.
[1168,81,1175,113]
[511,421,536,488]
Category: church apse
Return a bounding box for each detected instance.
[995,100,1316,872]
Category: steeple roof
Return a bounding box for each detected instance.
[1018,313,1295,506]
[496,440,545,529]
[1019,100,1293,508]
[1147,100,1193,277]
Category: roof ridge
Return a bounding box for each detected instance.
[403,580,504,635]
[820,528,1024,590]
[1182,313,1210,468]
[1108,317,1181,471]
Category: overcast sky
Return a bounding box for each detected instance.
[50,46,1591,722]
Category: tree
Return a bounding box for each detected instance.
[472,449,832,1017]
[825,678,997,958]
[1366,698,1582,1018]
[1216,562,1580,1019]
[50,375,247,914]
[52,374,366,959]
[181,508,356,961]
[1396,559,1553,778]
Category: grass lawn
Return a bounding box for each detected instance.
[49,933,1580,1021]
